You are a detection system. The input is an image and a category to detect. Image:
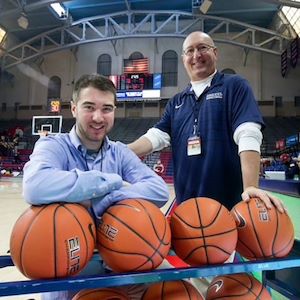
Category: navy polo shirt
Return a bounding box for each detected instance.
[155,72,264,209]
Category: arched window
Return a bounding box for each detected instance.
[221,68,236,74]
[48,76,61,98]
[162,50,178,87]
[129,52,143,60]
[97,54,112,76]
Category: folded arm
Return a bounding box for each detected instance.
[92,143,169,217]
[23,139,122,205]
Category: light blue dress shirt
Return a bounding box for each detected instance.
[23,126,169,217]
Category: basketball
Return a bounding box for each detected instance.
[142,280,204,300]
[72,288,129,300]
[206,273,272,299]
[170,197,237,265]
[96,199,171,272]
[10,203,96,279]
[231,198,294,259]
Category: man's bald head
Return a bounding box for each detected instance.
[183,31,215,52]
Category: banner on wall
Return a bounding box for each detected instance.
[281,49,288,77]
[290,37,299,68]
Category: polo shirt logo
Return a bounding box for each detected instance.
[206,92,223,100]
[175,103,183,109]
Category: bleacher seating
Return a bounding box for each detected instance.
[159,150,173,183]
[262,117,300,155]
[1,117,299,179]
[109,118,159,144]
[143,152,161,169]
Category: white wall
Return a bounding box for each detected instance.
[0,35,299,118]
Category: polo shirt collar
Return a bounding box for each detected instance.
[184,71,224,97]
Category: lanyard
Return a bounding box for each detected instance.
[192,98,203,136]
[191,86,210,136]
[83,147,103,172]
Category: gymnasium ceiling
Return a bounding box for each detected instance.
[0,0,299,69]
[1,0,299,41]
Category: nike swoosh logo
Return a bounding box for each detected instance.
[232,209,246,228]
[175,103,183,109]
[209,280,223,293]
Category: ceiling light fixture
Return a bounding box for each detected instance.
[0,26,7,44]
[50,2,67,19]
[199,0,213,14]
[17,12,29,29]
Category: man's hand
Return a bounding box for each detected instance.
[241,186,286,213]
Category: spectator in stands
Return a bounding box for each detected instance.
[23,74,169,300]
[283,154,300,180]
[12,133,21,164]
[0,135,9,156]
[129,31,285,213]
[153,159,164,174]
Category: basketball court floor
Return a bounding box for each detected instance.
[0,176,299,299]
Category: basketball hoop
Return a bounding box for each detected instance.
[32,115,63,136]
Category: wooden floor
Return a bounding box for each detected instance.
[0,176,176,300]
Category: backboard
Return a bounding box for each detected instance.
[32,115,63,136]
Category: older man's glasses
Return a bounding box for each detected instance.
[183,44,215,57]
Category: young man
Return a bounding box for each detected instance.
[129,31,285,213]
[22,74,169,299]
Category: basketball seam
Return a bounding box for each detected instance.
[162,281,167,300]
[104,210,167,258]
[218,274,256,297]
[62,203,93,272]
[195,198,209,264]
[272,208,294,258]
[182,280,193,300]
[256,281,265,300]
[172,198,236,265]
[173,200,224,229]
[99,242,156,271]
[274,236,294,257]
[247,202,266,258]
[75,288,127,299]
[53,204,60,277]
[184,244,233,262]
[109,200,169,246]
[136,200,170,247]
[172,227,237,239]
[99,200,170,271]
[272,208,280,257]
[236,238,256,258]
[19,205,48,278]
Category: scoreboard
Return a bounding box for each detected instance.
[109,73,162,100]
[110,73,161,90]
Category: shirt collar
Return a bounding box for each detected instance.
[184,70,223,96]
[69,125,110,156]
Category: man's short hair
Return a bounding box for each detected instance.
[72,74,117,104]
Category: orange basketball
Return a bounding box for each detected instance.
[72,288,129,300]
[97,199,171,272]
[10,203,96,279]
[170,197,237,265]
[231,198,294,259]
[142,280,204,300]
[206,273,272,299]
